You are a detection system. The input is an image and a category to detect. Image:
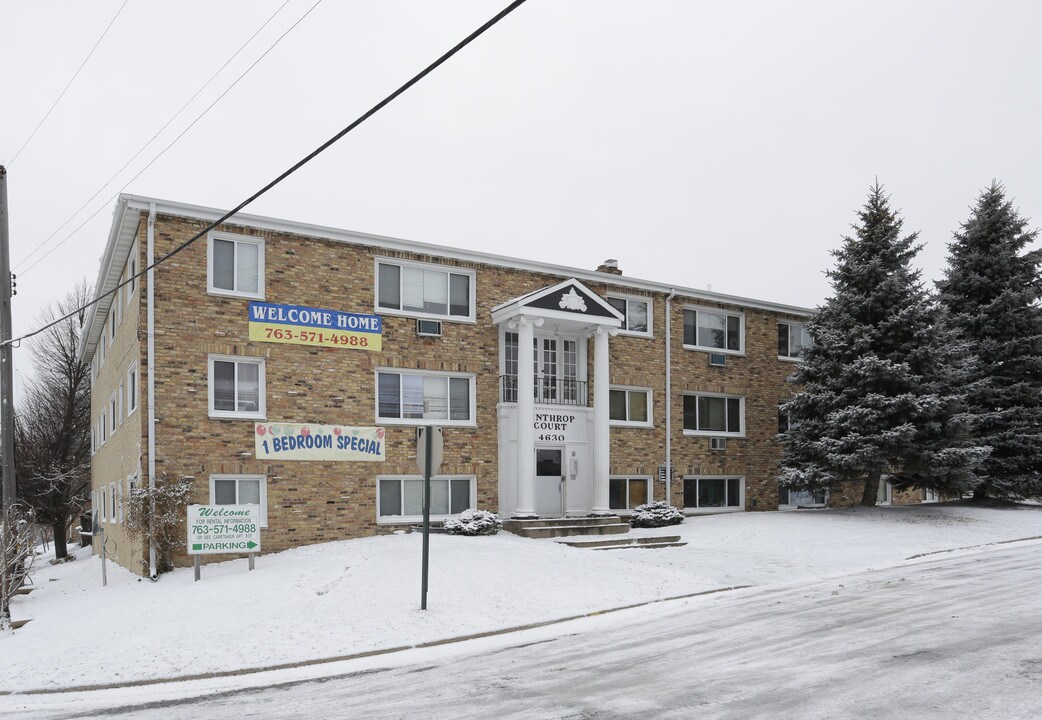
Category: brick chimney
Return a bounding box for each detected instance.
[596,258,622,275]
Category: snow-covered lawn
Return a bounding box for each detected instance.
[4,503,1041,693]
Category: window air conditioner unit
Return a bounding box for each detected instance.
[416,319,442,337]
[709,353,726,367]
[709,437,726,451]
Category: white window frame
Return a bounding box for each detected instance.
[209,474,268,526]
[126,246,137,306]
[117,380,125,426]
[683,475,745,512]
[126,363,138,416]
[90,423,96,455]
[109,392,119,435]
[608,385,653,427]
[207,231,265,300]
[375,368,477,427]
[109,305,118,342]
[608,475,652,512]
[100,487,108,524]
[683,391,745,437]
[683,305,745,355]
[376,475,477,524]
[99,409,108,445]
[99,330,107,364]
[374,257,476,323]
[605,293,652,337]
[208,355,266,420]
[778,321,812,361]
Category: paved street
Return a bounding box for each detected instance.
[22,541,1042,720]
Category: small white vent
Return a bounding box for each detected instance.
[416,319,442,337]
[709,437,726,451]
[709,353,726,367]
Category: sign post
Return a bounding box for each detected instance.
[416,426,443,610]
[186,505,262,581]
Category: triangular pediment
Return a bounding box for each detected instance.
[491,278,624,326]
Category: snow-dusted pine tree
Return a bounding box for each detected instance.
[780,183,986,506]
[937,183,1042,501]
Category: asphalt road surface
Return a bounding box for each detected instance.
[18,542,1042,720]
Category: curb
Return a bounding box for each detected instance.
[4,584,750,696]
[904,534,1042,560]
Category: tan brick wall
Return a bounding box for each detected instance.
[117,212,831,567]
[89,224,148,572]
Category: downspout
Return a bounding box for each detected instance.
[664,289,676,504]
[147,203,158,580]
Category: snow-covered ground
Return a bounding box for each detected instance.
[4,503,1041,696]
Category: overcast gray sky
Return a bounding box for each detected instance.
[2,0,1041,387]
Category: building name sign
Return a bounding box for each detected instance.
[248,302,382,351]
[255,423,386,462]
[533,411,583,443]
[187,504,261,555]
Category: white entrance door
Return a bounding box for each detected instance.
[535,448,564,516]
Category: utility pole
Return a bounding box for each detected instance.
[0,165,15,513]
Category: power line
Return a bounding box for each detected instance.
[7,0,130,167]
[13,0,301,275]
[5,0,530,349]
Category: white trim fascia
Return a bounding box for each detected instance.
[115,194,816,314]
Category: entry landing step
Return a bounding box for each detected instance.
[556,535,686,550]
[503,516,629,539]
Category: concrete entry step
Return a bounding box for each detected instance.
[556,535,683,549]
[503,516,629,539]
[593,541,688,550]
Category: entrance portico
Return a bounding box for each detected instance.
[492,279,623,518]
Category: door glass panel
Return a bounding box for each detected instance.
[536,449,562,476]
[628,479,648,508]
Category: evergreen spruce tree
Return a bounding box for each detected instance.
[937,183,1042,501]
[780,184,985,506]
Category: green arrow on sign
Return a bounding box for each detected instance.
[247,541,258,549]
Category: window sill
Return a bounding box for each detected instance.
[377,513,470,525]
[376,308,476,325]
[683,506,744,514]
[777,355,803,363]
[614,329,653,339]
[207,288,265,302]
[377,418,476,428]
[683,430,745,438]
[209,412,267,422]
[682,345,745,356]
[610,421,654,429]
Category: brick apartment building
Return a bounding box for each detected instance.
[81,194,830,575]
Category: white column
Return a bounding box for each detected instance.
[591,325,613,514]
[514,315,541,516]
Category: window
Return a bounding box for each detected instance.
[99,409,108,445]
[609,386,652,426]
[90,424,96,455]
[208,355,265,419]
[606,294,651,335]
[99,330,107,363]
[778,322,812,360]
[683,307,743,353]
[111,482,120,524]
[208,232,264,299]
[100,487,108,523]
[683,393,744,436]
[118,381,125,426]
[109,392,119,434]
[109,305,118,341]
[126,248,137,305]
[684,476,743,510]
[609,477,650,511]
[375,259,474,321]
[778,404,791,434]
[376,370,475,425]
[126,363,138,415]
[210,474,267,525]
[377,476,475,522]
